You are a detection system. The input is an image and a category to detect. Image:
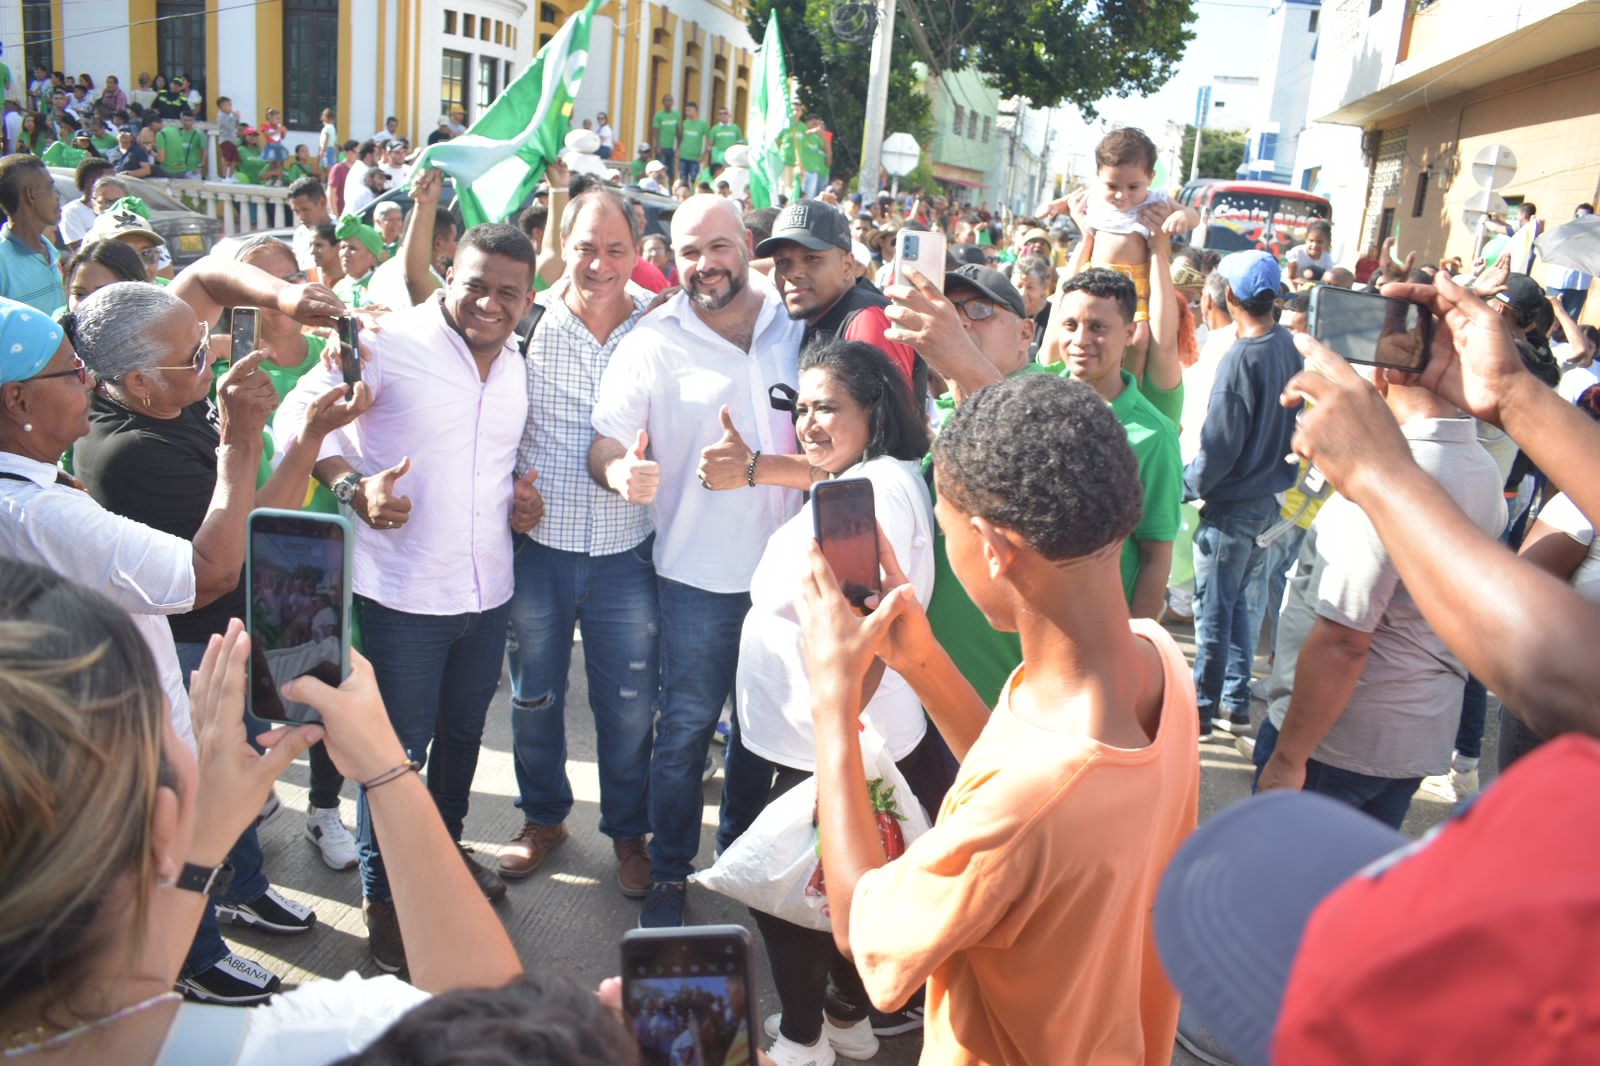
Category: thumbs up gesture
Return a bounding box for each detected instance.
[697,405,753,491]
[357,456,413,530]
[607,429,660,505]
[510,468,545,534]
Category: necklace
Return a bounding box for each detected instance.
[3,991,180,1057]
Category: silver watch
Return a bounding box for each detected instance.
[332,472,362,505]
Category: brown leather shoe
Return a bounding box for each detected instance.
[459,843,508,902]
[497,820,567,880]
[363,897,406,975]
[614,836,651,898]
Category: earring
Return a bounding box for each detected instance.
[143,396,151,409]
[21,423,32,432]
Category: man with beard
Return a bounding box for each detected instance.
[589,195,804,927]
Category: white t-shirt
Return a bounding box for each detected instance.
[59,198,98,245]
[597,122,615,149]
[738,457,934,768]
[1084,188,1171,237]
[1558,363,1600,403]
[591,289,803,593]
[343,161,371,211]
[1285,244,1335,274]
[1535,492,1600,605]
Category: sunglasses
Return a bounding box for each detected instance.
[147,321,211,377]
[950,297,998,322]
[32,353,92,386]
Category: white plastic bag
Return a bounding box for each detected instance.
[691,725,932,931]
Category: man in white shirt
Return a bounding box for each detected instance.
[342,140,377,216]
[595,111,616,159]
[589,195,804,927]
[379,139,410,187]
[275,223,545,974]
[373,115,401,145]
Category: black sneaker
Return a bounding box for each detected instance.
[870,1003,924,1037]
[363,897,407,975]
[176,952,282,1005]
[638,880,686,928]
[216,887,317,935]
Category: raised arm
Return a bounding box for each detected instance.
[171,256,344,332]
[1142,206,1182,394]
[402,167,445,306]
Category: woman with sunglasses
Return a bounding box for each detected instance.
[732,338,948,1065]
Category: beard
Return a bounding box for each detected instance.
[687,261,747,312]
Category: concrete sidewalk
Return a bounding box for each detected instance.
[234,620,1486,1064]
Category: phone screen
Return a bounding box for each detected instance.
[812,478,880,610]
[1309,287,1432,372]
[230,307,259,359]
[893,229,946,292]
[246,510,350,723]
[622,926,756,1066]
[338,316,361,386]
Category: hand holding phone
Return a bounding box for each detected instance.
[1308,286,1432,372]
[229,306,260,362]
[245,509,353,726]
[622,926,757,1066]
[337,315,362,387]
[892,229,945,292]
[812,478,880,611]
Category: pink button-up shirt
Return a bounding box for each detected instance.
[275,295,529,616]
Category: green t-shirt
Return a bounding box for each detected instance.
[1136,366,1184,429]
[236,147,267,184]
[630,158,646,182]
[709,122,741,164]
[799,129,828,174]
[156,126,205,174]
[924,366,1181,706]
[652,109,680,149]
[260,332,341,514]
[679,117,709,161]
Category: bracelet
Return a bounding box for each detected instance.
[362,760,419,792]
[746,451,762,488]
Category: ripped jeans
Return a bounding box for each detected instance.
[506,535,659,841]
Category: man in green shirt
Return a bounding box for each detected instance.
[708,107,741,173]
[799,113,830,198]
[155,111,206,178]
[677,101,709,186]
[651,95,680,182]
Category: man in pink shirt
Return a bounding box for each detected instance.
[275,223,547,975]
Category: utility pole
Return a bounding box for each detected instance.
[1189,84,1212,184]
[859,0,897,194]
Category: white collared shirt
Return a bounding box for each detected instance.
[0,452,196,747]
[591,288,804,593]
[274,295,529,615]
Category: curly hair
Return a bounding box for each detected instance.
[1058,268,1137,325]
[799,338,929,462]
[1094,127,1157,174]
[934,375,1141,561]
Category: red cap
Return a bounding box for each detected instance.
[240,125,258,135]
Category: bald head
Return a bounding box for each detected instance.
[672,194,752,313]
[671,194,746,248]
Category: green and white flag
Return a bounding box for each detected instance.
[747,9,796,210]
[411,0,601,228]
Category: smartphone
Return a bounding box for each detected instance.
[621,925,758,1066]
[812,477,880,610]
[230,306,260,359]
[1308,286,1432,372]
[337,315,361,387]
[892,228,945,292]
[244,508,353,725]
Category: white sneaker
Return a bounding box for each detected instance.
[1450,759,1480,799]
[764,1014,878,1061]
[766,1033,837,1066]
[305,806,358,870]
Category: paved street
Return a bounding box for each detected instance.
[236,620,1491,1064]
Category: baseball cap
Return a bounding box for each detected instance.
[754,199,851,257]
[240,125,258,136]
[1155,734,1600,1066]
[1220,249,1282,300]
[86,199,164,246]
[945,264,1026,319]
[947,243,988,268]
[0,297,65,384]
[644,159,666,174]
[372,201,401,219]
[1020,227,1051,248]
[1493,273,1546,323]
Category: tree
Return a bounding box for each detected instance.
[899,0,1197,115]
[1177,124,1247,181]
[746,0,934,183]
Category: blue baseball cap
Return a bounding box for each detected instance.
[0,297,66,384]
[1220,250,1282,301]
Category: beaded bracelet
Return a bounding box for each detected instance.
[362,760,419,792]
[746,451,762,488]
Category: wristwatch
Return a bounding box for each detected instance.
[332,472,362,506]
[174,860,235,897]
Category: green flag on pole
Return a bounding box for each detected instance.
[747,9,796,210]
[410,0,601,228]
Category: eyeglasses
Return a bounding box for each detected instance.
[31,353,92,386]
[147,321,211,377]
[284,271,308,283]
[136,246,163,265]
[950,297,998,322]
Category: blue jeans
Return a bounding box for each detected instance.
[1251,719,1421,830]
[354,596,512,902]
[1191,497,1280,724]
[506,536,658,839]
[680,159,701,186]
[652,578,750,882]
[174,640,271,977]
[656,148,676,179]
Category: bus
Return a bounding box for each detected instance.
[1174,179,1332,260]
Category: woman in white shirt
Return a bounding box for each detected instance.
[735,339,949,1066]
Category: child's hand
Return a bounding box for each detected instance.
[1161,209,1192,237]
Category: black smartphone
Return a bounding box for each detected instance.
[812,477,879,610]
[230,306,260,359]
[244,508,353,725]
[1308,286,1433,372]
[621,925,758,1066]
[337,315,361,387]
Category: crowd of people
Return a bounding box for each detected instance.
[2,104,1599,1066]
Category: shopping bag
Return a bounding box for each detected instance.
[691,725,932,931]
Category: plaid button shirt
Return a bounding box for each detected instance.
[517,281,654,556]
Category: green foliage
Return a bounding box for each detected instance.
[1177,124,1248,181]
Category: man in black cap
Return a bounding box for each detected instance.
[755,197,919,389]
[1491,273,1560,387]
